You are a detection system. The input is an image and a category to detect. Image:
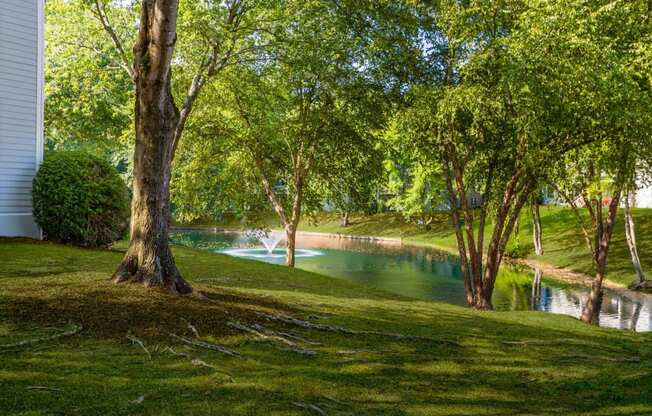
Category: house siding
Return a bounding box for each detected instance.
[0,0,43,238]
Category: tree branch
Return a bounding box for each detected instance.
[92,0,134,80]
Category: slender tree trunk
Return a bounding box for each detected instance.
[624,192,649,289]
[450,152,482,296]
[285,226,297,267]
[340,211,350,227]
[480,177,535,309]
[112,0,191,294]
[443,161,474,306]
[531,202,543,256]
[581,189,621,323]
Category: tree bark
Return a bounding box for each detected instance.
[531,201,543,256]
[285,226,297,267]
[340,211,350,227]
[253,153,306,268]
[581,188,621,323]
[112,0,191,294]
[479,176,535,309]
[624,192,648,289]
[443,160,475,306]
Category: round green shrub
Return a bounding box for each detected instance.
[32,151,130,247]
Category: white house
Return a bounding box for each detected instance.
[635,181,652,208]
[0,0,44,238]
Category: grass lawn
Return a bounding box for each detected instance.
[1,238,651,415]
[290,208,652,288]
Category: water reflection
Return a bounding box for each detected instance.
[170,230,651,332]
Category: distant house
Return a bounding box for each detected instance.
[0,0,44,238]
[634,182,652,208]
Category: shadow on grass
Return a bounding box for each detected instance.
[1,279,296,339]
[1,238,651,415]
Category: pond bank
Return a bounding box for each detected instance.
[172,225,650,299]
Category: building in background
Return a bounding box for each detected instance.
[0,0,44,238]
[634,182,652,208]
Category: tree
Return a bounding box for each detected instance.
[109,0,192,293]
[624,157,652,291]
[624,190,649,289]
[72,0,257,292]
[385,0,650,311]
[546,0,652,322]
[389,1,548,309]
[383,119,447,229]
[530,197,544,256]
[45,0,133,162]
[318,143,383,228]
[217,66,376,266]
[47,2,258,193]
[172,0,384,267]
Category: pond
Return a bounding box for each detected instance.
[170,229,652,332]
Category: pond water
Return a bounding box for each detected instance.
[170,230,652,332]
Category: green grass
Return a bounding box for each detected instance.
[291,207,652,287]
[1,238,651,415]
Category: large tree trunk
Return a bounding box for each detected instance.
[112,0,191,294]
[531,202,543,256]
[624,192,649,289]
[581,190,621,323]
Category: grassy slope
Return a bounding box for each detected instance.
[1,238,651,415]
[296,207,652,287]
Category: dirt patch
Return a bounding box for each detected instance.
[1,279,295,340]
[509,258,628,290]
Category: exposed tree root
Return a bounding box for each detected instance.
[323,395,347,406]
[191,358,235,382]
[0,323,82,349]
[112,253,193,295]
[252,325,321,345]
[170,334,241,358]
[130,395,146,405]
[292,401,327,415]
[255,312,459,346]
[162,346,236,381]
[162,346,191,357]
[228,321,296,346]
[126,334,151,360]
[228,321,318,356]
[181,318,200,337]
[26,386,63,392]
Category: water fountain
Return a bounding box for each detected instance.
[220,229,322,260]
[257,231,284,254]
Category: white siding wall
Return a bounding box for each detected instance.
[0,0,43,238]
